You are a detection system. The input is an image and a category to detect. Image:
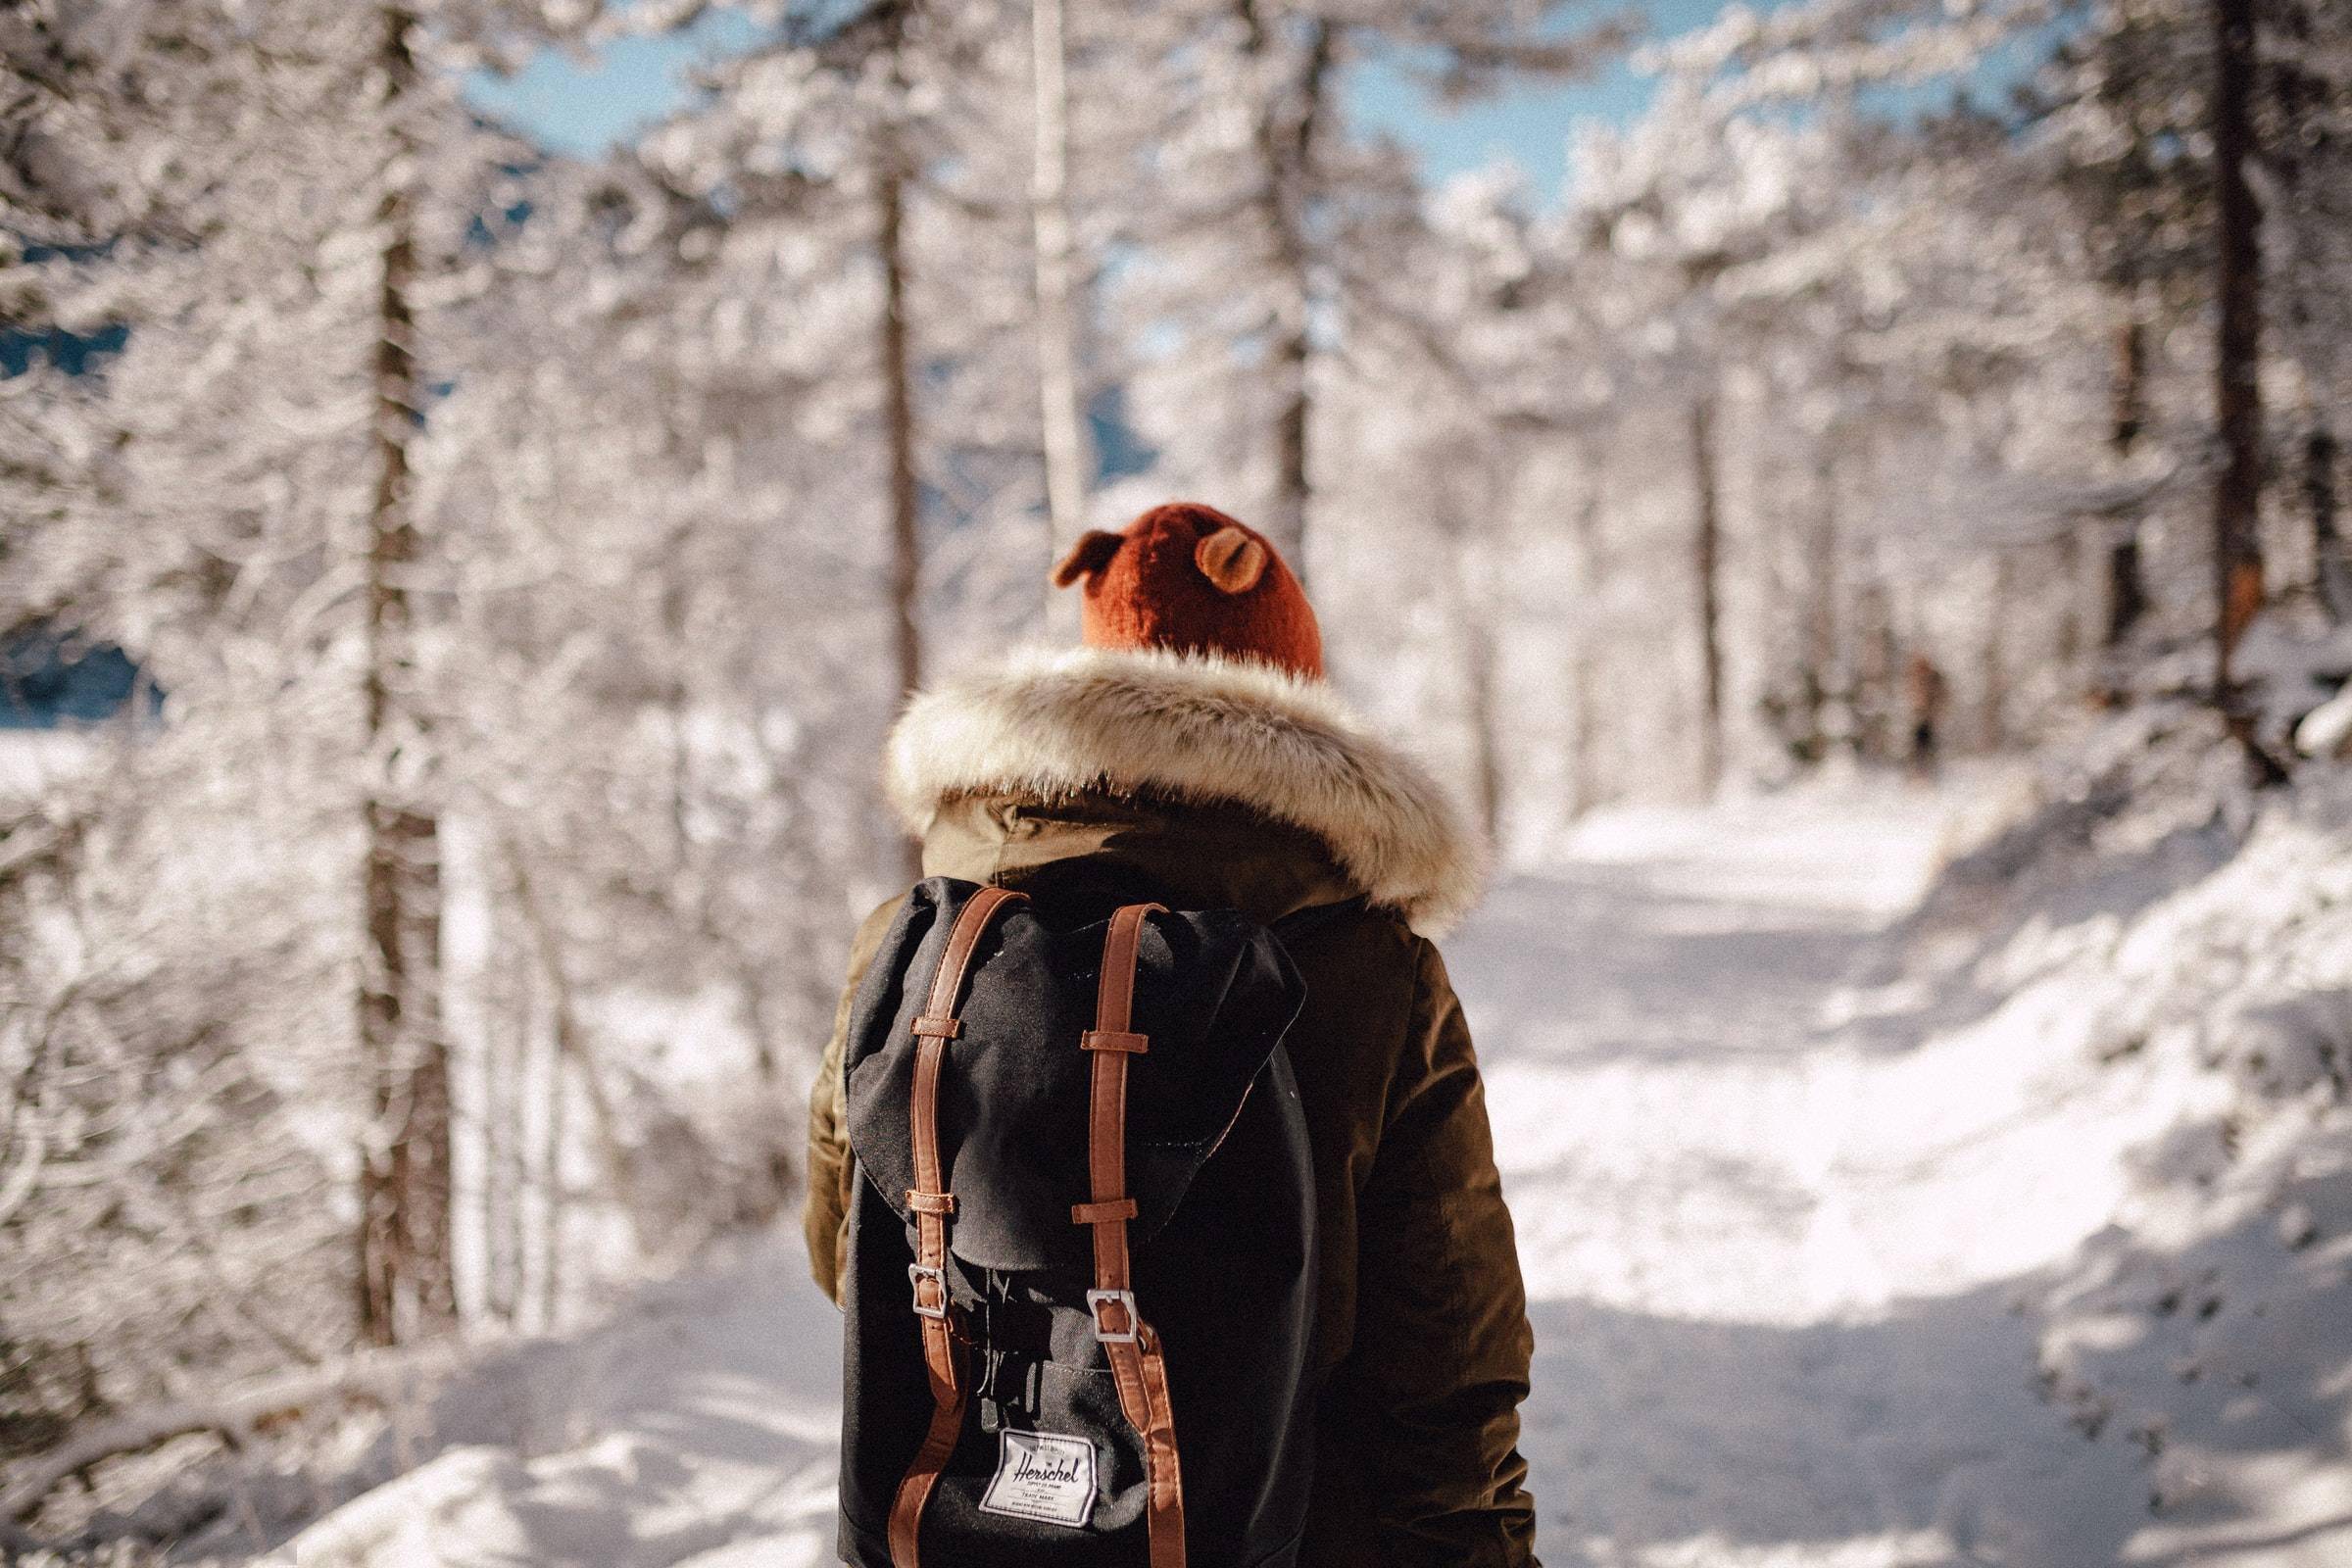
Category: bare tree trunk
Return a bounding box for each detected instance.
[487,929,524,1327]
[356,2,454,1348]
[507,844,639,1247]
[2210,0,2265,695]
[478,938,516,1327]
[2055,531,2087,681]
[1460,604,1503,847]
[878,158,928,879]
[1567,460,1605,815]
[660,555,694,866]
[1430,451,1508,842]
[881,168,921,706]
[535,992,566,1334]
[2312,424,2349,622]
[2104,310,2151,647]
[1030,0,1089,584]
[503,947,535,1325]
[1798,450,1839,761]
[1981,553,2013,752]
[1852,575,1897,762]
[2272,0,2345,624]
[1448,512,1505,846]
[1690,396,1727,793]
[1236,3,1331,575]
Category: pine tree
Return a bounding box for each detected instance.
[1029,0,1089,570]
[1103,1,1632,582]
[354,1,456,1348]
[2208,0,2264,696]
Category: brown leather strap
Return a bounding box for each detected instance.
[1075,904,1186,1568]
[889,885,1026,1568]
[1129,1323,1185,1568]
[887,1381,967,1567]
[1080,905,1156,1298]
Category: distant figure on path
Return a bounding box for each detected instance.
[1907,651,1948,778]
[805,502,1539,1566]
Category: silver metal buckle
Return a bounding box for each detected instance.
[908,1262,950,1320]
[1086,1288,1141,1344]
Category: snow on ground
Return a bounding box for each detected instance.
[270,769,2350,1568]
[275,1244,845,1567]
[1455,779,2162,1568]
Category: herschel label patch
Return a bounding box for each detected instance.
[976,1429,1098,1528]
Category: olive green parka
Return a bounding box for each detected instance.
[806,646,1538,1567]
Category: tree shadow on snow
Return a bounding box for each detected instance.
[1838,808,2246,1062]
[1517,1257,2350,1568]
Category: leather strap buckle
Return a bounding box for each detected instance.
[909,1262,950,1320]
[1086,1288,1141,1343]
[1081,1029,1148,1054]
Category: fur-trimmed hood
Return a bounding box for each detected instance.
[884,646,1487,934]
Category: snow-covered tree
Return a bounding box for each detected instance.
[642,0,1048,716]
[0,0,617,1436]
[1098,1,1634,577]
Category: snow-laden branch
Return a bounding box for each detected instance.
[0,1341,467,1529]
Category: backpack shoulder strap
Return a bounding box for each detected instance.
[1072,902,1187,1568]
[888,883,1026,1567]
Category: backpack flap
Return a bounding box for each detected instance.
[844,878,1306,1274]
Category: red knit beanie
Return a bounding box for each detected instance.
[1051,502,1323,679]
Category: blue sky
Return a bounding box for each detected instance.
[463,2,2034,202]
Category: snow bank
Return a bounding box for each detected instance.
[2016,764,2352,1556]
[175,1239,845,1567]
[1454,734,2351,1566]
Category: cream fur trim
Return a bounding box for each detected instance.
[885,646,1487,934]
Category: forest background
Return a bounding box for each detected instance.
[2,0,2348,1560]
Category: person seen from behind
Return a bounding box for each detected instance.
[805,501,1539,1566]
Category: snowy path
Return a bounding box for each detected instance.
[1453,789,2163,1568]
[291,783,2212,1568]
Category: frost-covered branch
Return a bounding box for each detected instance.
[0,1343,465,1529]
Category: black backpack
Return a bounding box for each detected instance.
[836,877,1318,1568]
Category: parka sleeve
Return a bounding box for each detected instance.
[1343,937,1540,1567]
[805,896,905,1305]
